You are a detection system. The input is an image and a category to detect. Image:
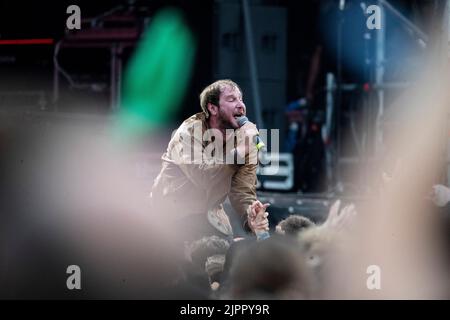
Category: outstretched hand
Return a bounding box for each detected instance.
[321,199,357,231]
[247,200,270,233]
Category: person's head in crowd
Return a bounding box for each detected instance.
[224,235,315,299]
[275,215,315,236]
[297,225,334,270]
[184,235,230,290]
[186,235,230,268]
[296,200,357,272]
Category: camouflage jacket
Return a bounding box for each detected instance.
[150,113,257,236]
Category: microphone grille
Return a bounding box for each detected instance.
[237,116,248,127]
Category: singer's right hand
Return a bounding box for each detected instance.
[235,122,258,158]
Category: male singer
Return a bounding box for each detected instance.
[150,79,269,241]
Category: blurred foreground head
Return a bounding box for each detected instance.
[225,236,315,299]
[0,122,186,299]
[318,41,450,299]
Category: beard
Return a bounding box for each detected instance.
[219,118,234,130]
[218,109,239,130]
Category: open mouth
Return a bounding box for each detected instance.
[233,115,247,128]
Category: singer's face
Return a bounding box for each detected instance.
[217,85,246,129]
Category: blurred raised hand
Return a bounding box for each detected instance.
[321,199,357,231]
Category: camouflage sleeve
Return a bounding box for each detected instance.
[228,162,257,222]
[169,127,234,189]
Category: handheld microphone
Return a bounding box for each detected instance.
[237,116,266,151]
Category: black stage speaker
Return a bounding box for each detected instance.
[212,2,287,141]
